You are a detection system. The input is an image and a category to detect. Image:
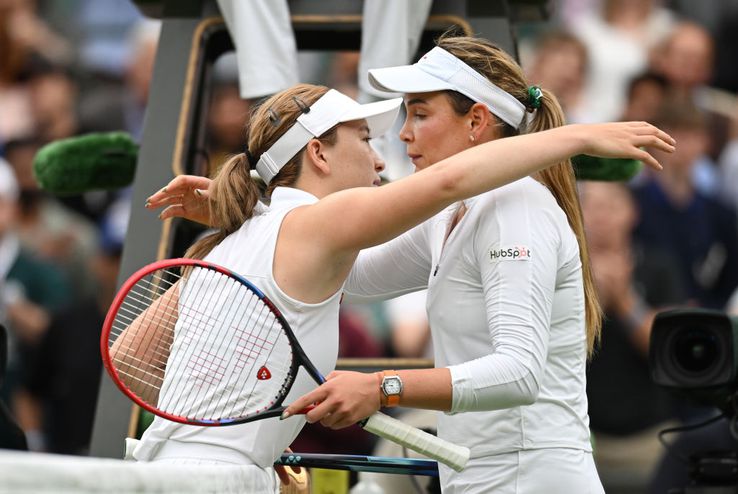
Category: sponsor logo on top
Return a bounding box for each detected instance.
[489,245,532,262]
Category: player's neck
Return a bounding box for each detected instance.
[292,175,331,200]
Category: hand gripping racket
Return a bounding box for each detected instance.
[101,258,469,472]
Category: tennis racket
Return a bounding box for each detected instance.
[276,452,438,476]
[101,258,469,472]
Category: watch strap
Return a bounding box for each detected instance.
[382,370,401,408]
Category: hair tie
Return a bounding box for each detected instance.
[244,147,257,170]
[526,85,543,112]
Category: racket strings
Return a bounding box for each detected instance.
[109,265,295,422]
[216,295,275,417]
[111,272,179,344]
[150,267,211,413]
[113,276,179,354]
[165,269,292,420]
[230,304,293,418]
[113,302,174,367]
[214,287,294,419]
[162,267,247,417]
[110,269,182,404]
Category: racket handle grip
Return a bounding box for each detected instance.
[361,411,470,472]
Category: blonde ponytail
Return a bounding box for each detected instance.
[526,91,602,356]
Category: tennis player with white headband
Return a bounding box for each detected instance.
[143,57,673,491]
[279,34,658,493]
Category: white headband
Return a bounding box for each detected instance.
[255,89,402,184]
[368,46,529,129]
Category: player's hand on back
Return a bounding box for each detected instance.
[145,175,213,226]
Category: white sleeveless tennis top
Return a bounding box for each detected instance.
[134,187,342,469]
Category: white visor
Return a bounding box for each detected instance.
[368,46,528,129]
[255,89,402,184]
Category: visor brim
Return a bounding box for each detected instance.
[368,65,454,95]
[338,97,403,138]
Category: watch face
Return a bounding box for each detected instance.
[383,376,402,395]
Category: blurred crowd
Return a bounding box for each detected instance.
[1,1,738,493]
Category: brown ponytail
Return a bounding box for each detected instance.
[438,33,602,357]
[184,153,260,259]
[186,83,335,260]
[527,92,602,357]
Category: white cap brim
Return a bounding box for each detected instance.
[369,65,454,95]
[338,97,403,138]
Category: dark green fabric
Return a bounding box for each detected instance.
[7,249,70,311]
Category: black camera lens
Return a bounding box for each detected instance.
[672,328,721,375]
[650,309,737,391]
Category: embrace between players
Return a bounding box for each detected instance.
[140,33,675,493]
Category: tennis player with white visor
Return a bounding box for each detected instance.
[141,38,674,494]
[281,34,653,493]
[131,87,405,493]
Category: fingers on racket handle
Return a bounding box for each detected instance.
[361,411,470,472]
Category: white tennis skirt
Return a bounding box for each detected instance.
[440,448,605,494]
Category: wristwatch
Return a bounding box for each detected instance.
[380,370,403,408]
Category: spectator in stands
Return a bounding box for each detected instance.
[524,29,589,123]
[204,80,253,176]
[632,99,738,310]
[78,18,161,141]
[581,181,685,493]
[26,65,79,143]
[652,20,730,176]
[24,197,127,455]
[570,0,675,122]
[653,21,714,102]
[0,158,69,451]
[620,72,669,124]
[3,137,98,306]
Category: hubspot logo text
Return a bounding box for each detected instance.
[489,246,532,262]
